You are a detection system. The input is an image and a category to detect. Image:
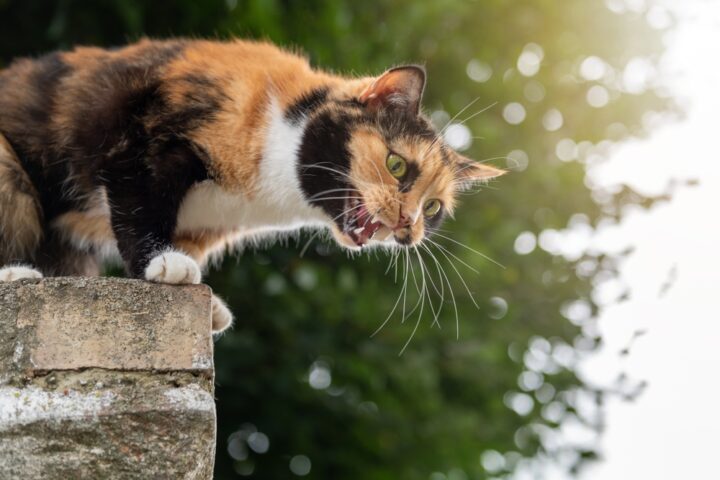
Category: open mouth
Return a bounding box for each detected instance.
[342,196,384,247]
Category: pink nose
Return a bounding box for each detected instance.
[394,213,411,230]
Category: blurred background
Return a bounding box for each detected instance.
[2,0,715,478]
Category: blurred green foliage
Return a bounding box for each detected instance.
[0,1,671,478]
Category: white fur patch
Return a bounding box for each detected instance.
[0,265,43,282]
[211,294,233,334]
[144,251,201,285]
[175,98,328,243]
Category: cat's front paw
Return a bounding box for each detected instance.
[0,265,43,282]
[144,251,201,285]
[211,294,234,334]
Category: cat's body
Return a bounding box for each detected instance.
[0,38,502,332]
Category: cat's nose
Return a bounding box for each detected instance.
[394,213,412,230]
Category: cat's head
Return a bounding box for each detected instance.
[297,66,504,250]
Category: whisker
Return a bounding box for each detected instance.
[399,262,427,357]
[422,242,460,340]
[426,238,480,274]
[419,244,447,327]
[307,188,360,200]
[452,101,499,130]
[427,239,480,309]
[423,97,483,156]
[299,203,364,257]
[414,246,441,329]
[430,232,505,269]
[403,250,424,321]
[371,252,409,338]
[306,196,362,202]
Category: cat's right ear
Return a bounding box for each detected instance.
[359,66,426,115]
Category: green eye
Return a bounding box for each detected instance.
[386,154,407,178]
[423,199,442,217]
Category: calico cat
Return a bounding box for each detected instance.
[0,38,503,333]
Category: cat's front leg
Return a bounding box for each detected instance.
[103,143,207,283]
[144,250,201,285]
[0,265,43,281]
[106,188,201,285]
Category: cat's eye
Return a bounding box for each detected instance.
[423,199,442,217]
[386,153,407,178]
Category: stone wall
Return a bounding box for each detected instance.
[0,277,216,479]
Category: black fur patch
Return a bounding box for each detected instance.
[398,161,420,193]
[103,140,209,277]
[394,234,412,245]
[25,53,72,127]
[67,42,188,158]
[285,87,329,125]
[297,110,355,226]
[376,110,436,142]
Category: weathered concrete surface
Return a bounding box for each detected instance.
[0,277,216,479]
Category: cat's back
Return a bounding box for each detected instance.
[0,38,313,152]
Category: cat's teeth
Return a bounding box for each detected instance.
[353,227,364,235]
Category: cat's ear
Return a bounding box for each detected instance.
[454,154,506,191]
[359,66,426,115]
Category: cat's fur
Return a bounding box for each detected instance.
[0,38,503,332]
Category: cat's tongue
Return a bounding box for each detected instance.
[349,206,382,246]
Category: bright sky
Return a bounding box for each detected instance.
[576,1,720,479]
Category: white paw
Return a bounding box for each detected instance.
[0,265,43,282]
[144,251,201,285]
[211,294,234,334]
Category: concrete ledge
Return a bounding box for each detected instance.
[0,277,216,479]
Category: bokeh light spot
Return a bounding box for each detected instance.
[444,123,473,151]
[466,59,493,83]
[586,85,610,108]
[561,299,592,325]
[503,103,526,125]
[580,56,607,81]
[524,80,546,102]
[233,460,254,476]
[308,361,332,390]
[480,450,506,473]
[623,57,655,94]
[289,455,312,476]
[293,266,318,290]
[264,274,286,295]
[227,435,248,461]
[506,149,529,172]
[518,370,544,391]
[447,468,468,480]
[430,110,450,129]
[488,296,508,319]
[542,109,564,131]
[517,43,544,77]
[556,138,578,161]
[505,392,534,416]
[247,431,270,454]
[514,231,536,255]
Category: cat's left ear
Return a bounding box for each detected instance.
[359,66,426,115]
[454,154,506,191]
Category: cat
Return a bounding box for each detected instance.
[0,38,503,333]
